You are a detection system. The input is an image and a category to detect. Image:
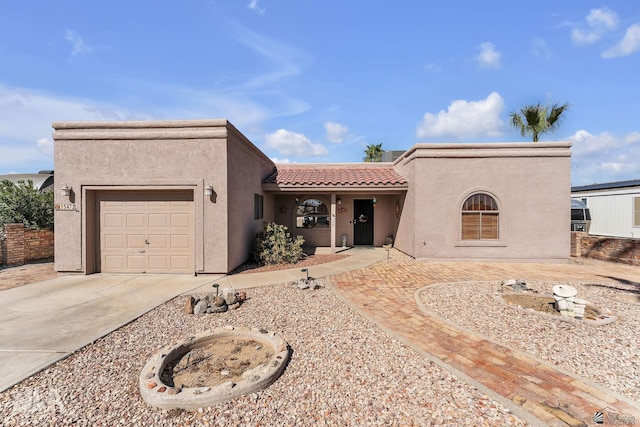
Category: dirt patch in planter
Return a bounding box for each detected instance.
[501,294,601,319]
[162,338,273,388]
[230,254,348,275]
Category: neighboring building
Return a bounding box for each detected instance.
[571,179,640,239]
[0,171,54,192]
[53,119,572,275]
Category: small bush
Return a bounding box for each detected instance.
[0,179,54,230]
[253,222,304,266]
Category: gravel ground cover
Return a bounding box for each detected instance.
[418,280,640,402]
[1,279,527,426]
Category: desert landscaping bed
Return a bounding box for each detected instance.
[418,280,640,402]
[1,278,527,426]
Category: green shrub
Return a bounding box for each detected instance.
[253,222,304,266]
[0,179,54,230]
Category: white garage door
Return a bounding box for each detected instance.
[98,190,194,273]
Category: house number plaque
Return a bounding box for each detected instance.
[55,203,77,211]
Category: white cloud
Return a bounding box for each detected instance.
[265,129,328,157]
[324,121,348,143]
[531,37,552,59]
[569,129,640,185]
[416,92,505,139]
[571,8,619,45]
[476,42,501,69]
[270,157,291,163]
[602,23,640,58]
[0,85,131,173]
[231,25,311,90]
[37,138,54,156]
[65,30,93,56]
[248,0,265,15]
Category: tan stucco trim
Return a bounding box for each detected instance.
[395,142,573,166]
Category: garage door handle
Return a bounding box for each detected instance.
[145,239,150,245]
[139,250,146,253]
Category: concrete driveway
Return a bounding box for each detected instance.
[0,273,217,392]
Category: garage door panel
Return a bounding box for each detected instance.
[171,235,190,248]
[104,213,123,227]
[171,255,191,270]
[125,213,146,228]
[148,255,169,271]
[126,255,146,271]
[104,255,124,269]
[104,234,124,249]
[148,213,168,227]
[127,234,146,248]
[99,190,194,273]
[170,213,190,227]
[148,234,168,248]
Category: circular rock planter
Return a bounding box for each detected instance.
[139,326,290,410]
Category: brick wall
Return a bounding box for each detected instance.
[0,223,54,266]
[571,231,640,266]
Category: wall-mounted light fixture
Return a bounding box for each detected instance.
[395,200,402,218]
[61,185,72,197]
[337,198,342,205]
[204,185,214,196]
[372,197,377,205]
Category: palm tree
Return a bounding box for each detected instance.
[363,143,383,162]
[509,102,571,142]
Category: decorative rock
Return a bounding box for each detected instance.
[505,279,516,287]
[513,279,528,292]
[228,302,241,310]
[556,299,569,311]
[146,382,157,389]
[224,293,238,305]
[207,305,228,313]
[220,369,230,376]
[238,291,247,301]
[552,285,577,298]
[298,279,310,290]
[183,296,195,314]
[212,296,226,307]
[193,300,208,315]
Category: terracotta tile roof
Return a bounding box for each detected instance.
[263,167,407,187]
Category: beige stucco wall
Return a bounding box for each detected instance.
[225,124,276,271]
[393,142,572,262]
[53,119,274,274]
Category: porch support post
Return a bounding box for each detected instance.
[330,193,336,253]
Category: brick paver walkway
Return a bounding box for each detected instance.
[331,260,640,427]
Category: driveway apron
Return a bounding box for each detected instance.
[0,273,215,392]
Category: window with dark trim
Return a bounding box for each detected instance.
[254,194,263,220]
[461,193,499,240]
[296,198,329,229]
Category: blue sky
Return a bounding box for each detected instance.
[1,1,639,185]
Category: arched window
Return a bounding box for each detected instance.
[296,198,329,229]
[461,193,499,240]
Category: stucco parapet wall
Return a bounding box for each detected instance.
[394,142,572,164]
[53,119,274,167]
[53,129,226,140]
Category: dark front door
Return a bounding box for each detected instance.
[353,199,374,245]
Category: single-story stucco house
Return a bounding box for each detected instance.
[53,119,572,274]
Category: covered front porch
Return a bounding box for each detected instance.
[262,164,408,253]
